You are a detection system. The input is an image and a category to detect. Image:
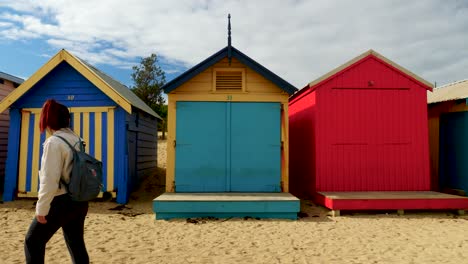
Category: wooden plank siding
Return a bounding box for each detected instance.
[174,58,284,94]
[0,79,16,191]
[317,57,430,191]
[289,51,432,199]
[126,110,158,187]
[13,62,117,109]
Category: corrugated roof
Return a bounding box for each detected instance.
[75,56,161,119]
[0,71,24,85]
[427,79,468,104]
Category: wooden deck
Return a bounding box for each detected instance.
[153,193,300,220]
[315,191,468,215]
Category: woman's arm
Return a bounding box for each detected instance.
[35,139,64,222]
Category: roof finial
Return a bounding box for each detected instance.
[228,13,232,65]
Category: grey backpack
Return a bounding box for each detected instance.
[55,135,103,201]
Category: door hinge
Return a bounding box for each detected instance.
[173,140,176,148]
[172,181,176,192]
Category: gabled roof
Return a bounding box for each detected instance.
[0,71,24,85]
[162,46,297,95]
[427,79,468,104]
[0,49,162,119]
[291,49,434,101]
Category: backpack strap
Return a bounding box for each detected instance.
[54,135,75,151]
[54,135,83,189]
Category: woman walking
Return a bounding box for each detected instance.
[24,99,89,264]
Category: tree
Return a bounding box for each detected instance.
[131,53,167,138]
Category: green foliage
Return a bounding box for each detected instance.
[130,53,167,131]
[159,104,168,119]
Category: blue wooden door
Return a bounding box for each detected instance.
[230,103,281,191]
[175,102,228,192]
[175,102,281,192]
[440,112,468,194]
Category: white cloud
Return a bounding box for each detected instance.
[1,0,468,87]
[0,21,13,27]
[164,69,184,75]
[1,27,40,39]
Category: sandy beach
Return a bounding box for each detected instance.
[2,139,468,264]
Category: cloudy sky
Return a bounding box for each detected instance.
[0,0,467,90]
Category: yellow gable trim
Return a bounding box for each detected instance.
[308,49,434,89]
[62,51,132,114]
[0,52,62,113]
[0,49,132,114]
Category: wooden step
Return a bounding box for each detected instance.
[153,193,300,220]
[316,191,468,211]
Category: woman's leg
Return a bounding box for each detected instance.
[24,214,61,263]
[62,202,89,264]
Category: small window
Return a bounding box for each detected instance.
[213,68,245,92]
[0,79,4,85]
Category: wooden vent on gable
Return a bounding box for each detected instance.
[214,68,245,92]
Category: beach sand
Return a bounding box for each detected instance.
[2,139,468,263]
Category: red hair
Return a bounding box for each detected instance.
[39,99,70,133]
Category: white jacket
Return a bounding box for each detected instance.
[36,128,82,216]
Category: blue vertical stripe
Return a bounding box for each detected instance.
[115,108,128,203]
[89,112,95,156]
[3,109,22,201]
[102,112,108,191]
[70,113,74,130]
[39,130,46,186]
[26,114,35,192]
[79,113,83,136]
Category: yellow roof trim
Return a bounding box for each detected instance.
[61,50,132,114]
[307,49,434,89]
[0,49,132,114]
[0,51,62,113]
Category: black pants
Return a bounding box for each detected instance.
[25,194,89,264]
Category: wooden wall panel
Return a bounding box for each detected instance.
[126,110,158,186]
[174,57,283,95]
[0,81,16,186]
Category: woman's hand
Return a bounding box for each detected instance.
[36,215,47,224]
